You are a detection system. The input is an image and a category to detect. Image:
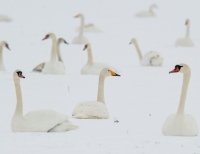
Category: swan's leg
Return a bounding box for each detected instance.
[48,121,78,132]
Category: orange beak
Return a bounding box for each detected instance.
[169,67,179,73]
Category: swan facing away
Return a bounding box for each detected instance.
[175,19,194,47]
[32,38,68,72]
[135,4,157,18]
[129,38,163,66]
[41,33,66,74]
[162,64,198,136]
[0,41,10,71]
[81,43,118,75]
[72,13,89,44]
[72,68,120,119]
[11,70,78,132]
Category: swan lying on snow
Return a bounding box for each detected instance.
[81,43,118,75]
[135,4,157,18]
[32,38,68,72]
[162,64,198,136]
[129,38,163,66]
[0,41,10,72]
[175,19,194,47]
[72,68,120,119]
[11,70,78,132]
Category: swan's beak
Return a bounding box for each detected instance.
[110,70,120,76]
[169,67,179,74]
[42,35,49,41]
[185,20,189,25]
[64,41,69,44]
[74,15,79,18]
[5,44,10,50]
[19,74,25,78]
[83,45,88,50]
[129,42,132,44]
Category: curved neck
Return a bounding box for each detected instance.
[185,24,190,38]
[97,75,105,103]
[50,36,57,61]
[56,41,63,62]
[176,72,190,115]
[86,48,93,64]
[79,16,85,37]
[13,78,23,117]
[132,42,143,61]
[0,46,4,66]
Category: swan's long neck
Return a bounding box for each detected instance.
[50,36,57,61]
[86,47,93,65]
[97,75,105,104]
[79,16,85,37]
[13,79,23,117]
[133,42,143,61]
[185,24,190,38]
[176,72,190,115]
[56,41,63,62]
[0,46,4,66]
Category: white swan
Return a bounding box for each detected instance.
[162,64,198,136]
[41,33,65,74]
[129,38,163,66]
[81,43,118,75]
[72,13,89,44]
[135,4,157,18]
[0,41,10,72]
[175,19,194,47]
[11,70,78,132]
[0,14,12,22]
[72,68,120,119]
[32,38,68,72]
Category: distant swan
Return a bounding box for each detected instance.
[175,19,194,47]
[129,38,163,66]
[0,41,10,71]
[72,68,120,119]
[81,43,118,75]
[162,64,198,136]
[32,38,68,72]
[0,14,12,22]
[11,70,78,132]
[135,4,157,18]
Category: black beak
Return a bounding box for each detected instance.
[64,41,69,44]
[115,73,121,76]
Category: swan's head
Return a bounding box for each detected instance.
[57,38,68,44]
[13,69,25,80]
[150,4,158,9]
[42,33,55,40]
[0,41,10,50]
[185,19,190,25]
[169,63,190,74]
[83,43,91,50]
[129,38,137,44]
[74,13,83,18]
[100,68,120,77]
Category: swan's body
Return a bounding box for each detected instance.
[11,70,78,132]
[72,68,120,119]
[0,41,10,71]
[81,43,118,75]
[175,19,194,47]
[162,64,198,136]
[135,4,157,18]
[72,13,88,44]
[41,33,65,74]
[32,38,68,72]
[130,38,163,66]
[76,23,101,33]
[0,14,12,22]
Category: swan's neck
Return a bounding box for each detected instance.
[185,24,190,38]
[86,48,93,65]
[97,75,105,104]
[56,41,63,62]
[79,16,85,37]
[50,36,57,61]
[0,46,4,66]
[13,79,23,117]
[133,42,143,61]
[176,72,190,115]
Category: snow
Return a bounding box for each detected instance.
[0,0,200,153]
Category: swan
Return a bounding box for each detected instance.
[11,70,78,132]
[81,43,118,75]
[0,41,10,71]
[41,33,65,74]
[0,14,12,22]
[32,38,68,72]
[175,19,194,47]
[72,13,89,44]
[162,64,198,136]
[135,4,157,18]
[72,68,120,119]
[129,38,163,66]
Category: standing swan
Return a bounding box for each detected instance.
[72,13,89,44]
[0,41,10,71]
[162,64,198,136]
[72,68,120,119]
[42,33,65,74]
[129,38,163,66]
[32,38,68,72]
[175,19,194,47]
[135,4,157,18]
[11,70,78,132]
[81,43,118,75]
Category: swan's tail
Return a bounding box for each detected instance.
[48,121,78,132]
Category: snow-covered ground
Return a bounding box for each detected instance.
[0,0,200,153]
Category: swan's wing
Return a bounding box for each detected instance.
[24,109,69,132]
[32,62,45,72]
